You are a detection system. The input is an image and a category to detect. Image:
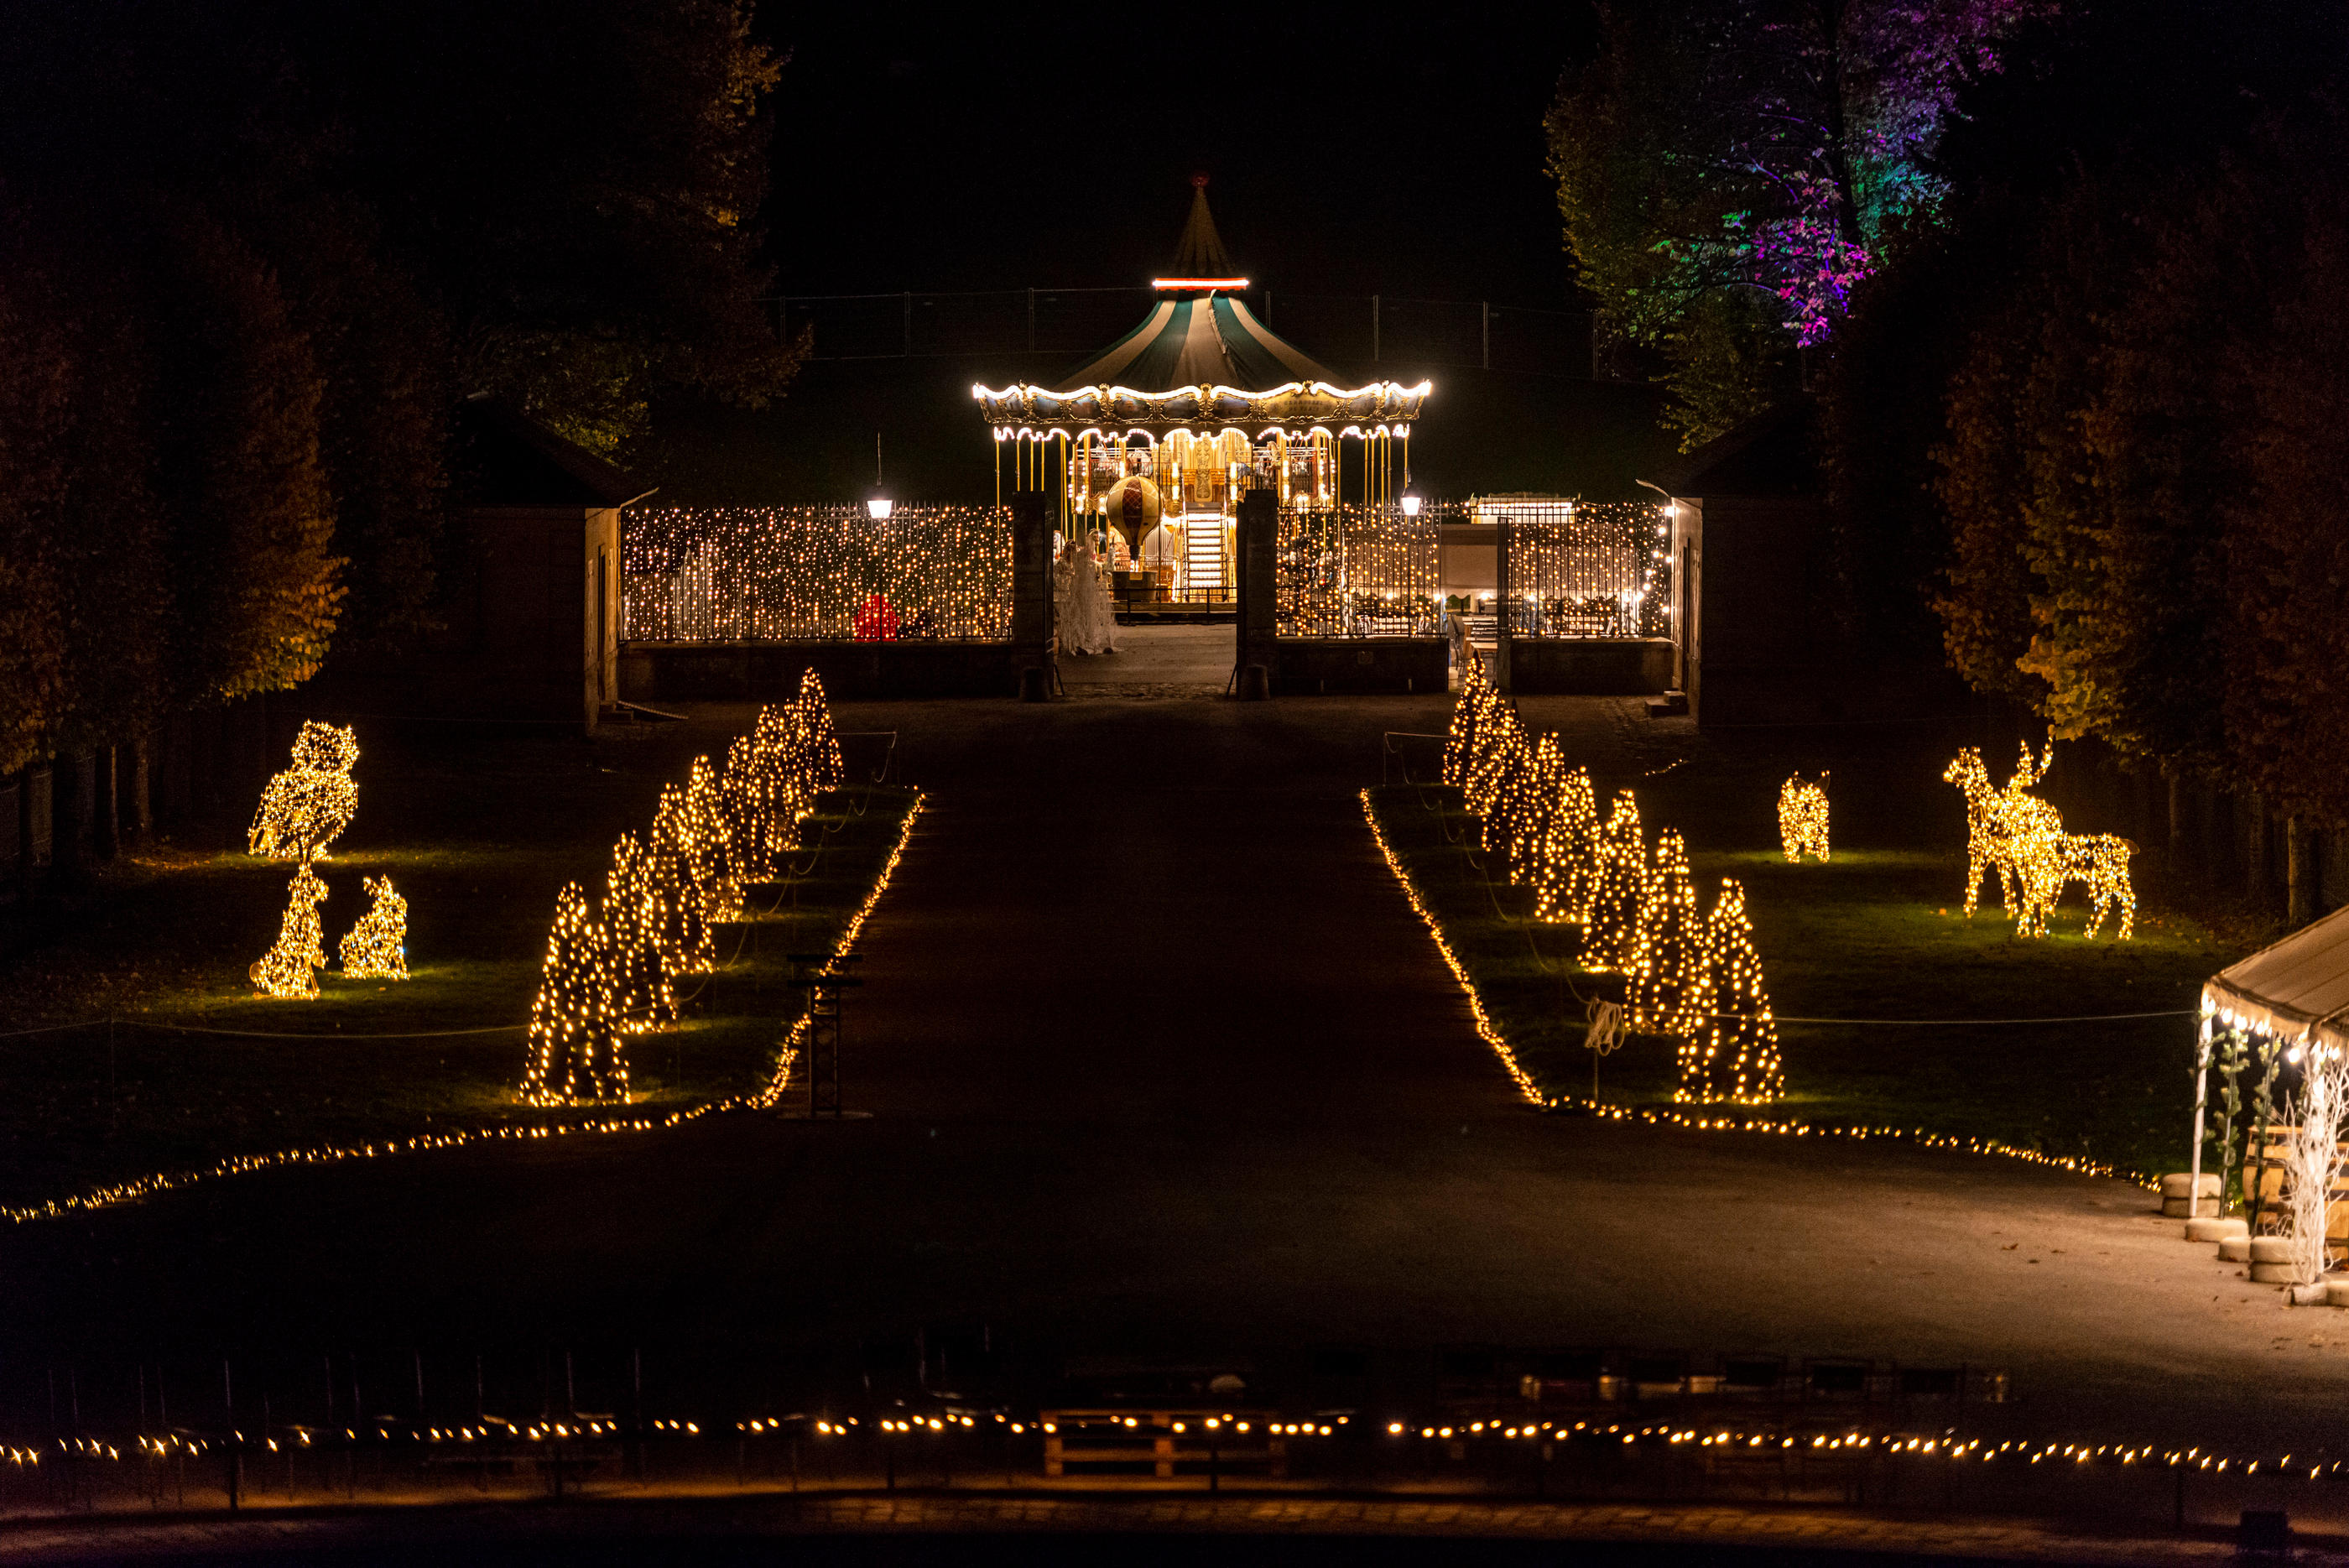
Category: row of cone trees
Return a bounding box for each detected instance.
[1441,657,1781,1104]
[520,670,846,1107]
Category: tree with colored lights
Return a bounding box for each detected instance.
[1547,0,2054,446]
[1628,829,1709,1035]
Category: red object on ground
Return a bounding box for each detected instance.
[854,592,899,642]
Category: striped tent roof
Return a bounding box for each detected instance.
[1055,294,1337,394]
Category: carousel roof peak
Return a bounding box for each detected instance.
[1174,175,1233,278]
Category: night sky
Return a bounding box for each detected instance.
[758,10,1601,306]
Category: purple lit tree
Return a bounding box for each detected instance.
[1549,0,2052,445]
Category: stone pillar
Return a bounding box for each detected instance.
[1234,489,1277,698]
[1009,492,1054,699]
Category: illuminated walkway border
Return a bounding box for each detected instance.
[1361,789,2153,1189]
[0,794,926,1227]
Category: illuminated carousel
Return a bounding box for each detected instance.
[973,180,1430,607]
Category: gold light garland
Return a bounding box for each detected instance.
[1362,791,1543,1105]
[249,863,331,998]
[337,875,409,980]
[1777,773,1829,862]
[248,721,359,862]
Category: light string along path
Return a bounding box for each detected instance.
[1370,659,2176,1187]
[0,671,924,1226]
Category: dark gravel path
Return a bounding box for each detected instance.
[2,692,2341,1458]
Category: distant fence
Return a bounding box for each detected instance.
[622,507,1013,643]
[768,289,1599,378]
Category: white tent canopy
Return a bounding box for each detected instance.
[2204,902,2349,1052]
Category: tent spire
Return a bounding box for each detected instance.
[1173,174,1232,277]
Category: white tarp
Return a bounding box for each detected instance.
[2204,901,2349,1050]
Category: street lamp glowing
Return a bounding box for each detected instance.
[867,430,892,518]
[1400,491,1423,518]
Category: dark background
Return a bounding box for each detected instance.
[646,7,1679,505]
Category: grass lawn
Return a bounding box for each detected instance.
[0,712,918,1213]
[1367,758,2241,1181]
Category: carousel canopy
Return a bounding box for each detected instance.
[974,184,1430,435]
[2205,902,2349,1051]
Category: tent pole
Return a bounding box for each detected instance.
[2189,1010,2212,1220]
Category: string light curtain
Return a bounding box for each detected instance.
[1277,507,1440,637]
[624,507,1013,643]
[1493,502,1667,639]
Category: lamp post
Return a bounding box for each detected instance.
[867,431,893,520]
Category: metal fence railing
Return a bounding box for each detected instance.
[622,506,1013,643]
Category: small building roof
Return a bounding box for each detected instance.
[1647,399,1820,500]
[452,395,656,510]
[2206,904,2349,1051]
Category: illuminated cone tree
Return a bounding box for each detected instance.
[1463,701,1524,820]
[1441,655,1502,787]
[1627,830,1708,1035]
[251,862,332,997]
[645,783,717,976]
[601,832,676,1028]
[1508,735,1568,889]
[337,874,409,979]
[520,882,629,1105]
[791,669,846,794]
[1685,878,1783,1103]
[1581,789,1646,972]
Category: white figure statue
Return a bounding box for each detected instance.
[1055,532,1121,655]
